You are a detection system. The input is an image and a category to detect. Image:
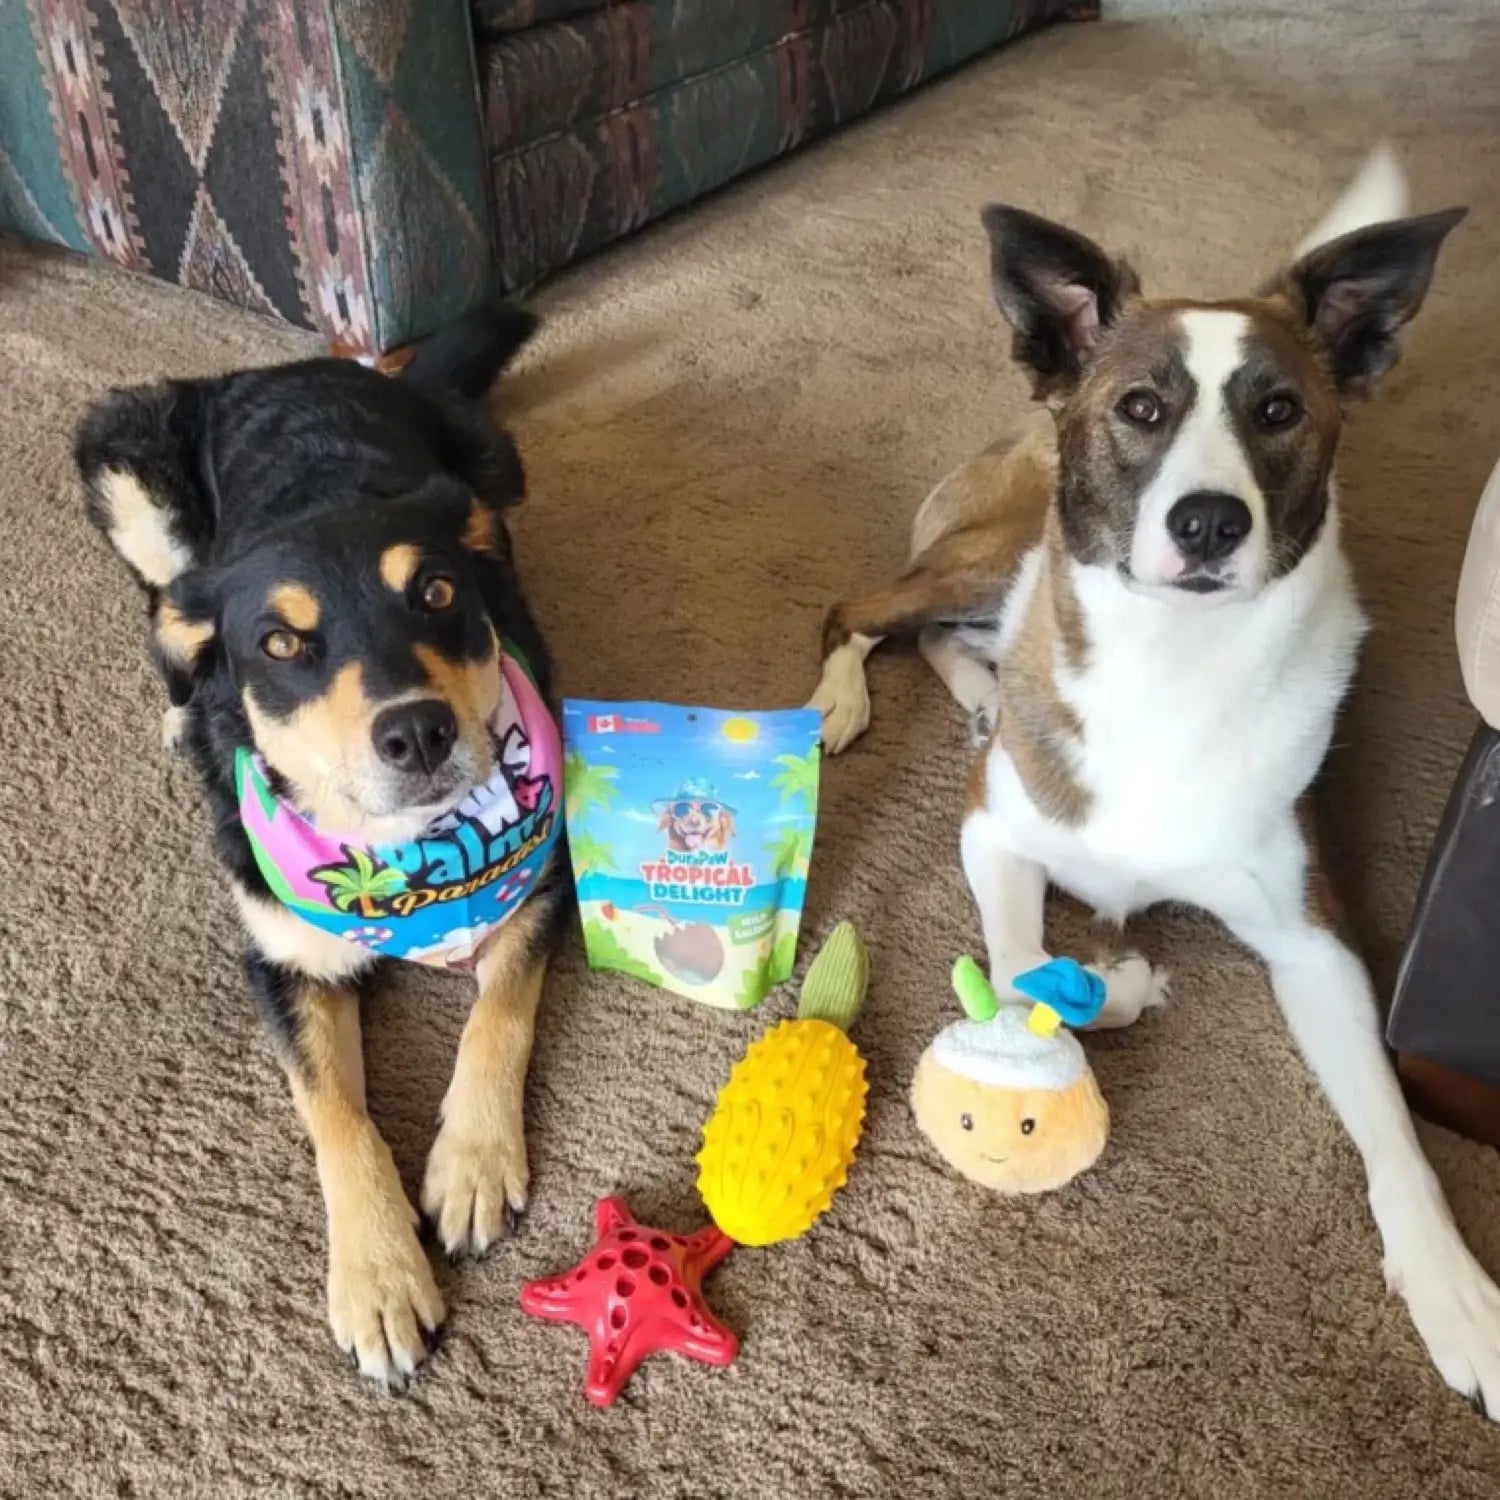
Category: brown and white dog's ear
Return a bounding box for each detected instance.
[979,204,1141,393]
[1277,207,1467,398]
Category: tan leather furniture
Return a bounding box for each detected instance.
[1457,459,1500,729]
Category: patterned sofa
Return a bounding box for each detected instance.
[0,0,1090,357]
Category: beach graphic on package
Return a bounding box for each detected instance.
[562,702,821,1010]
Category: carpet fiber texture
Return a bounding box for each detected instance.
[4,3,1500,1496]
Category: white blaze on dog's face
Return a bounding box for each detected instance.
[980,166,1465,604]
[1056,299,1343,604]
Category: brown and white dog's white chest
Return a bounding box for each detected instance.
[981,512,1367,918]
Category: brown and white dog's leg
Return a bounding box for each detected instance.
[1198,815,1500,1413]
[268,969,444,1385]
[919,627,1000,746]
[422,885,560,1257]
[961,794,1167,1027]
[811,552,1002,754]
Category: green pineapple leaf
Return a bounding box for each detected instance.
[798,922,868,1031]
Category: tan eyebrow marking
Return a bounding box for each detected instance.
[463,498,498,554]
[379,543,421,592]
[268,583,320,631]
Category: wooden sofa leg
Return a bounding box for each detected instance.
[1397,1053,1500,1150]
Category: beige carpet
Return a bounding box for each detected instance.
[5,4,1500,1496]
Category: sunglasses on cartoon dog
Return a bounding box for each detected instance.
[670,800,722,819]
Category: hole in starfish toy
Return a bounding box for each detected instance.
[617,1230,637,1243]
[649,1236,670,1252]
[670,1289,688,1309]
[648,1265,670,1287]
[615,1276,636,1299]
[596,1254,615,1271]
[610,1306,627,1331]
[622,1248,649,1270]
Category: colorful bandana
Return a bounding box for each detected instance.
[236,645,561,971]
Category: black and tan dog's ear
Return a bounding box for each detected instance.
[1277,207,1467,398]
[152,569,220,706]
[76,380,215,590]
[980,205,1141,393]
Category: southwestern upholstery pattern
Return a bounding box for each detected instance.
[480,0,1091,295]
[0,0,1090,352]
[0,0,492,354]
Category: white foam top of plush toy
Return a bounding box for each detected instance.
[930,1005,1088,1091]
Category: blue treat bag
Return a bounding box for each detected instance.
[562,701,821,1009]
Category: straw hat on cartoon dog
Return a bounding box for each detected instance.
[654,777,737,852]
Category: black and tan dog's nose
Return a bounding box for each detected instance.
[373,699,458,774]
[1167,490,1251,564]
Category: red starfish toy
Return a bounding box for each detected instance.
[519,1196,738,1406]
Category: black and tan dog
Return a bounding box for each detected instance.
[78,310,564,1384]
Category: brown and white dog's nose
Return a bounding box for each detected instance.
[1167,491,1251,565]
[372,699,458,774]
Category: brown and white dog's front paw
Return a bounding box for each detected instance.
[421,1120,529,1258]
[326,1189,445,1386]
[1083,953,1170,1030]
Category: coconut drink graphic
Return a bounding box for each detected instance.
[641,908,727,985]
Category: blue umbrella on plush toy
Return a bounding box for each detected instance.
[952,955,1107,1033]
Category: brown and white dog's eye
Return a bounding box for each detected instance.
[261,628,302,661]
[1118,389,1163,426]
[1258,394,1303,429]
[420,575,457,612]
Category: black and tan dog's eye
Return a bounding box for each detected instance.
[420,575,457,612]
[261,628,302,661]
[1258,394,1302,428]
[1118,389,1163,426]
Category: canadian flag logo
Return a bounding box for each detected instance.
[587,714,660,734]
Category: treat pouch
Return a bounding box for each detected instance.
[562,701,821,1009]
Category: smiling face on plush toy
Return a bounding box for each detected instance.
[912,1053,1108,1193]
[910,1006,1109,1195]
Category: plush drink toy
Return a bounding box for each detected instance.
[911,956,1109,1195]
[521,924,870,1404]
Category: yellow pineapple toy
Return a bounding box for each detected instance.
[697,921,870,1246]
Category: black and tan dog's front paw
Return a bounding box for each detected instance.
[327,1207,445,1387]
[421,1122,529,1258]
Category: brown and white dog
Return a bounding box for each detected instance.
[811,150,1500,1414]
